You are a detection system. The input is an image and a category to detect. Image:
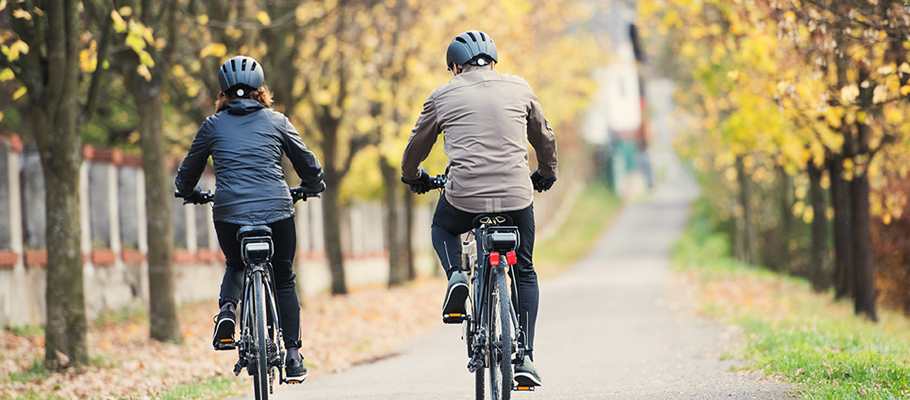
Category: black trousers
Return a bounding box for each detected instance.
[214,217,301,349]
[431,195,539,356]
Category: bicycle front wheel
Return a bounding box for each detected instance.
[489,267,512,400]
[252,271,270,400]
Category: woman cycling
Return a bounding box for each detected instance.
[175,55,324,383]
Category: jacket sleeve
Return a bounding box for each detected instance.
[281,116,324,187]
[175,119,213,195]
[526,91,558,178]
[401,95,441,180]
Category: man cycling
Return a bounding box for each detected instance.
[401,30,557,387]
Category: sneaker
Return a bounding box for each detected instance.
[285,357,308,383]
[212,303,236,350]
[442,271,469,323]
[514,356,542,387]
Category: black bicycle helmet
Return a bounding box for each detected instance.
[446,31,498,69]
[217,56,264,96]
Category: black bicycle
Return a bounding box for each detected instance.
[425,175,530,400]
[176,187,319,400]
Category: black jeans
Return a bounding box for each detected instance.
[214,217,301,349]
[431,195,539,357]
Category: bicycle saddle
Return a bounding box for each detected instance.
[472,214,513,228]
[237,225,272,241]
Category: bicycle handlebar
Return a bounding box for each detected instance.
[429,174,447,190]
[174,187,321,205]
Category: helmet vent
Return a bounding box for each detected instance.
[455,37,467,44]
[241,58,247,70]
[251,61,258,71]
[231,59,237,72]
[479,32,486,41]
[466,32,477,42]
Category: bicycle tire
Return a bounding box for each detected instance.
[489,267,512,400]
[252,271,270,400]
[475,357,485,400]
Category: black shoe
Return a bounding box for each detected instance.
[514,356,542,387]
[442,271,469,324]
[285,357,308,383]
[212,303,236,350]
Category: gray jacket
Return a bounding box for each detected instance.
[401,69,558,213]
[175,99,323,225]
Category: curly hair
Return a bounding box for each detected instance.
[216,85,274,112]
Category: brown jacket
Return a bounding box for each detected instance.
[401,69,558,213]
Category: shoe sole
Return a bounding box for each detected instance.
[212,318,235,349]
[514,372,542,387]
[442,282,469,323]
[285,371,308,384]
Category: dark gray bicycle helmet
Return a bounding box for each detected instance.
[446,31,498,69]
[217,56,264,95]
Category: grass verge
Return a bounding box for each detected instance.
[675,199,910,399]
[534,181,622,278]
[151,377,241,400]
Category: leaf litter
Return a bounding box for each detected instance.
[0,277,444,399]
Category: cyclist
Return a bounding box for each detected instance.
[401,30,557,387]
[175,55,324,383]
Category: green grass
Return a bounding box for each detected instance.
[675,199,910,399]
[535,182,622,278]
[5,358,49,384]
[151,376,241,400]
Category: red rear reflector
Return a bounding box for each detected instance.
[506,251,517,265]
[490,252,500,266]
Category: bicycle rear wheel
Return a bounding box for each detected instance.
[489,267,512,400]
[252,271,270,400]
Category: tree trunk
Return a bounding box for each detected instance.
[381,157,405,286]
[775,165,793,273]
[404,190,416,280]
[35,0,88,370]
[133,79,182,342]
[808,161,831,292]
[830,154,854,299]
[851,166,877,320]
[321,184,347,294]
[735,156,757,265]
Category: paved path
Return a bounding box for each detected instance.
[235,174,794,399]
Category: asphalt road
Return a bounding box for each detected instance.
[234,174,794,399]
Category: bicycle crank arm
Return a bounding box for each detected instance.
[466,355,484,373]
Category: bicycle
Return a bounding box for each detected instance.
[176,187,319,400]
[424,175,532,400]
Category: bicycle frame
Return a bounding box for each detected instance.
[464,218,528,398]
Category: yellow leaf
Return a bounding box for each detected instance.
[12,86,26,100]
[118,6,132,17]
[901,85,910,96]
[840,84,859,103]
[12,9,30,20]
[803,207,814,224]
[315,90,332,105]
[355,116,374,133]
[727,70,740,81]
[0,0,7,12]
[872,85,887,104]
[0,68,13,81]
[111,10,127,33]
[256,10,271,25]
[137,65,151,81]
[900,63,910,74]
[172,64,186,78]
[792,201,805,217]
[197,14,209,25]
[199,43,226,58]
[884,214,892,225]
[0,111,4,122]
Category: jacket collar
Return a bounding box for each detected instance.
[226,99,266,115]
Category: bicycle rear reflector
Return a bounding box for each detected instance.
[490,252,500,266]
[506,251,517,265]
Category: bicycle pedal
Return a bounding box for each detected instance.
[515,386,535,391]
[214,338,236,350]
[443,313,466,324]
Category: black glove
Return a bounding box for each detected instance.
[300,180,326,194]
[184,186,206,204]
[530,169,556,192]
[401,168,432,194]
